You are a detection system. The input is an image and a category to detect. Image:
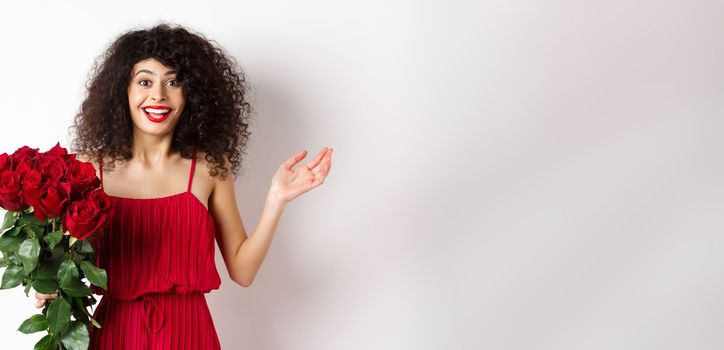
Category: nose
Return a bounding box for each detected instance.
[150,84,167,101]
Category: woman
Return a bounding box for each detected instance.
[33,23,333,348]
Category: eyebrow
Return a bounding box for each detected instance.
[133,69,178,77]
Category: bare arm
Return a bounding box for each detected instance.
[209,169,286,287]
[210,147,332,287]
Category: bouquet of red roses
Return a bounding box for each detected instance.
[0,142,110,350]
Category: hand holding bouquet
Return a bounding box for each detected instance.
[0,142,111,350]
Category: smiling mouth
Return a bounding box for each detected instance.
[142,107,172,123]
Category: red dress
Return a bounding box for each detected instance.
[89,150,222,349]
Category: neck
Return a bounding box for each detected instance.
[130,128,176,167]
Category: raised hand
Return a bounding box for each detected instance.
[270,147,333,204]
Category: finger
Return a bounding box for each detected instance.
[317,152,332,176]
[38,293,58,300]
[281,150,308,170]
[325,149,332,174]
[304,147,331,171]
[37,289,59,296]
[308,147,329,168]
[313,159,331,179]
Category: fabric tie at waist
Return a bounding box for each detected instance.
[141,294,165,333]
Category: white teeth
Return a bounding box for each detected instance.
[144,108,170,114]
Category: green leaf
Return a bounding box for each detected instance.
[34,278,60,294]
[46,295,71,335]
[25,278,34,296]
[68,236,78,247]
[7,252,20,264]
[58,259,79,287]
[46,231,64,249]
[18,236,41,275]
[62,279,92,297]
[22,225,39,237]
[17,213,44,233]
[75,240,95,254]
[18,313,49,334]
[48,242,67,262]
[0,234,14,253]
[34,333,59,350]
[79,260,107,290]
[1,264,24,289]
[71,297,90,322]
[1,211,17,233]
[71,252,87,262]
[36,258,63,280]
[8,225,22,236]
[0,228,24,253]
[90,316,101,329]
[60,320,89,350]
[18,213,43,226]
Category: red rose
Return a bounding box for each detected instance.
[21,169,44,207]
[65,159,101,201]
[45,142,68,158]
[37,155,66,183]
[32,181,71,221]
[0,153,12,172]
[11,146,39,169]
[46,142,77,164]
[13,158,34,180]
[0,170,24,211]
[87,188,112,212]
[62,198,107,240]
[63,154,78,169]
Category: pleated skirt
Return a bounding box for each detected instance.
[89,292,221,349]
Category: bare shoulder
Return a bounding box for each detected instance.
[196,151,233,189]
[195,151,230,195]
[75,152,92,163]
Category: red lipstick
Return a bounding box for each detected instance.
[142,105,173,123]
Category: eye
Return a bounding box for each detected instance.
[138,79,151,86]
[166,79,181,87]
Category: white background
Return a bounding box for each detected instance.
[1,0,723,349]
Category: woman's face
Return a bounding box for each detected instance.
[127,58,185,135]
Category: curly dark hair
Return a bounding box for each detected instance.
[68,22,253,181]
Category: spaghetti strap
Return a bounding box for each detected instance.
[187,150,196,193]
[99,150,104,189]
